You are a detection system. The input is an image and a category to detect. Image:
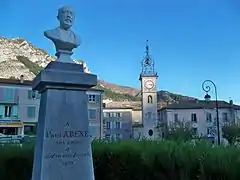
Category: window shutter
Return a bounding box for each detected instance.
[103,113,107,118]
[0,88,3,101]
[95,95,100,102]
[107,122,110,129]
[12,106,18,118]
[28,90,32,99]
[27,106,36,118]
[4,88,14,101]
[110,122,113,129]
[0,106,4,117]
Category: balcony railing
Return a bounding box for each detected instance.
[0,115,21,122]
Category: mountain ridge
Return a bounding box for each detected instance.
[0,36,197,106]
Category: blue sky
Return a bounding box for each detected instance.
[0,0,240,103]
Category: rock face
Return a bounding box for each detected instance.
[0,37,55,66]
[0,37,55,79]
[0,37,93,79]
[0,58,35,80]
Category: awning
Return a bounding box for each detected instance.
[0,122,24,127]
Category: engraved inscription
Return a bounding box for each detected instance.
[56,139,83,145]
[46,130,89,138]
[44,122,91,167]
[45,152,90,159]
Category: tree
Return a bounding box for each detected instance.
[222,122,240,146]
[16,56,43,75]
[166,120,194,142]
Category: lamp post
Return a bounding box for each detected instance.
[202,80,220,145]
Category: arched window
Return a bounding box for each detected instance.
[147,95,153,103]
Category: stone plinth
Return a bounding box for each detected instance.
[31,61,97,180]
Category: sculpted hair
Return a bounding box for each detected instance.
[57,6,74,17]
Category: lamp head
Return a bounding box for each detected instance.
[204,93,211,102]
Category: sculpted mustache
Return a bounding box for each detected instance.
[64,18,72,22]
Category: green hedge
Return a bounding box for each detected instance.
[0,140,240,180]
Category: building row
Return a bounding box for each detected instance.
[0,77,142,141]
[0,78,104,141]
[0,77,240,144]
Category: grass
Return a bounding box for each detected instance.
[0,140,239,180]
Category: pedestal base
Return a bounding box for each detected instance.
[55,50,74,63]
[31,61,97,180]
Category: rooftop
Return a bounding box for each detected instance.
[160,100,240,110]
[104,101,142,110]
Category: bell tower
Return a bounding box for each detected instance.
[139,40,158,140]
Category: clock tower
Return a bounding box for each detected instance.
[139,40,158,140]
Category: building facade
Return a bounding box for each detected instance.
[0,81,24,141]
[18,85,40,136]
[103,107,133,141]
[158,100,240,143]
[132,108,143,139]
[87,90,104,140]
[0,78,104,141]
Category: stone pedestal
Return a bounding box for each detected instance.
[31,61,97,180]
[56,50,74,63]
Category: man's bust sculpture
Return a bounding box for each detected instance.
[44,6,80,63]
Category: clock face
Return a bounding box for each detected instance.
[145,80,154,89]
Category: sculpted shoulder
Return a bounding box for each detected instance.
[71,30,81,47]
[44,27,81,47]
[44,28,60,40]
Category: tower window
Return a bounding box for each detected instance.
[147,95,153,103]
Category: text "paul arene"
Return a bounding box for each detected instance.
[46,130,89,138]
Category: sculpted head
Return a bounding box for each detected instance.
[57,6,75,30]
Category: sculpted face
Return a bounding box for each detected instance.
[57,6,75,30]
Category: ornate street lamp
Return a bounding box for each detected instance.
[202,80,220,145]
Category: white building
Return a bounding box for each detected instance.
[158,100,240,143]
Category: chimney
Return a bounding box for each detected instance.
[229,100,233,105]
[20,75,24,83]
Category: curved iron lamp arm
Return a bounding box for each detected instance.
[202,80,220,145]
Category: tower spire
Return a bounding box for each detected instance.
[141,39,155,75]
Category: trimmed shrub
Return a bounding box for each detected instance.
[0,140,240,180]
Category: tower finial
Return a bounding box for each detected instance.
[145,40,150,65]
[146,39,149,56]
